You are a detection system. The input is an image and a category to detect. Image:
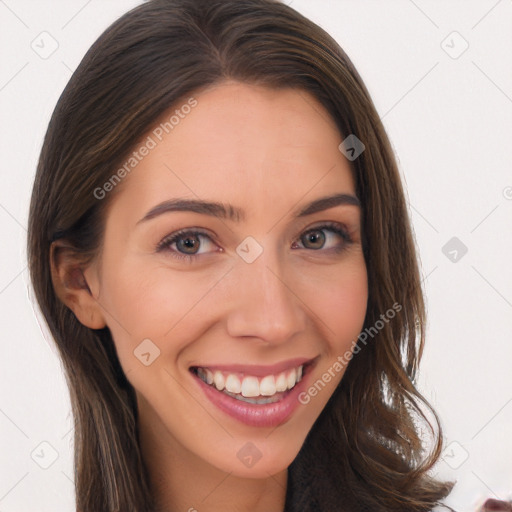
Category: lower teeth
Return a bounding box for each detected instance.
[221,388,286,404]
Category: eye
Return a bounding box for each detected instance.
[292,222,352,252]
[156,229,219,262]
[157,222,353,263]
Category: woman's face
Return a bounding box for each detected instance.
[85,81,368,478]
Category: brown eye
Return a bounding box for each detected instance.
[176,234,201,254]
[157,229,218,261]
[301,229,326,249]
[293,223,353,252]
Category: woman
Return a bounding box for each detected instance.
[26,0,509,511]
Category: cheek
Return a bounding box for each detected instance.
[295,265,367,412]
[307,261,368,348]
[99,254,217,335]
[97,254,223,377]
[334,276,368,346]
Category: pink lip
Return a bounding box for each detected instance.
[190,356,316,377]
[190,359,316,428]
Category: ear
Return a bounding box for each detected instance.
[50,241,107,329]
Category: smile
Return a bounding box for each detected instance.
[189,358,316,427]
[192,365,304,404]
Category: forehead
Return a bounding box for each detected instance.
[106,81,356,225]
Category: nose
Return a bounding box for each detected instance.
[225,247,307,344]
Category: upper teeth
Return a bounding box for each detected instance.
[197,365,303,398]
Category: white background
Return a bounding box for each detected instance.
[0,1,511,511]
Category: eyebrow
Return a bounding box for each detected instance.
[137,193,360,224]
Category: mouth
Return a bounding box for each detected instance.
[189,357,317,427]
[190,362,310,405]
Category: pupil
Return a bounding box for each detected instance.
[178,235,199,254]
[304,230,325,249]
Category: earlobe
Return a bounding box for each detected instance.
[50,241,107,330]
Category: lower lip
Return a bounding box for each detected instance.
[191,366,312,428]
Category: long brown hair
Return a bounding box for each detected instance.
[27,0,454,510]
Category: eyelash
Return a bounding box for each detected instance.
[156,222,353,263]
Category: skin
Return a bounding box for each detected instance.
[53,81,368,512]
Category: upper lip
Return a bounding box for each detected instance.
[190,356,317,377]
